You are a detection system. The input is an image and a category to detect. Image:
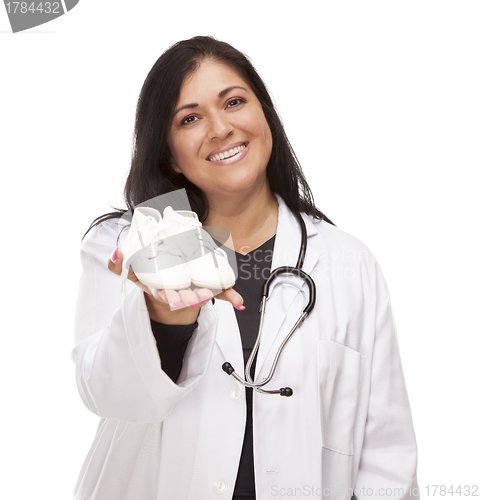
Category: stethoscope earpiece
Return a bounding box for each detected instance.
[222,362,235,375]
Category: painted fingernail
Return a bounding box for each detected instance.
[110,247,119,263]
[170,302,183,308]
[202,298,211,303]
[187,303,198,308]
[234,305,246,311]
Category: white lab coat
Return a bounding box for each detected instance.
[72,196,419,500]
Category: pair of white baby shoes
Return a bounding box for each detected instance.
[120,206,236,292]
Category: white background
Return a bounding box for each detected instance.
[1,1,479,498]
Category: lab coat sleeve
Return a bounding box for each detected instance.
[72,220,218,423]
[353,265,419,500]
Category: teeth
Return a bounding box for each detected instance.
[209,143,246,162]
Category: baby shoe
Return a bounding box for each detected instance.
[120,207,191,292]
[162,206,236,290]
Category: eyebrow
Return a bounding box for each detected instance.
[173,86,248,116]
[218,85,247,98]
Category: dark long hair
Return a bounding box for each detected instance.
[83,36,333,239]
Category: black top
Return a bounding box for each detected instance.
[150,235,275,500]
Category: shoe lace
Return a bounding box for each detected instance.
[138,216,165,248]
[180,227,223,268]
[175,217,221,249]
[120,217,184,292]
[137,216,184,260]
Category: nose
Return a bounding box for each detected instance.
[207,112,234,141]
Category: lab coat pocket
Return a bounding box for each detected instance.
[318,339,364,456]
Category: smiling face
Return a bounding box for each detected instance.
[168,59,273,203]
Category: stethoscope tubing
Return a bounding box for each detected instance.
[222,209,317,397]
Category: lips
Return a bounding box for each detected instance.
[207,142,248,162]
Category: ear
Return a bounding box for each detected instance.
[170,156,182,174]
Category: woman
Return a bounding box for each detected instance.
[73,36,419,500]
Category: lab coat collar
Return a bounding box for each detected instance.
[271,194,319,268]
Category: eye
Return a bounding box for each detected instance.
[226,97,246,108]
[180,115,198,126]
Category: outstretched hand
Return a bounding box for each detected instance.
[107,248,244,325]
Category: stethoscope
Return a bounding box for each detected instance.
[222,210,316,397]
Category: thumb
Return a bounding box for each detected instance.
[107,248,147,290]
[214,287,245,311]
[107,247,123,276]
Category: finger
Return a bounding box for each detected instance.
[107,248,143,287]
[178,289,201,308]
[107,248,123,276]
[150,288,183,308]
[215,288,245,310]
[192,288,214,304]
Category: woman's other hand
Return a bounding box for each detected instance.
[107,248,244,325]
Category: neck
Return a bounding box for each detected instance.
[204,186,278,255]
